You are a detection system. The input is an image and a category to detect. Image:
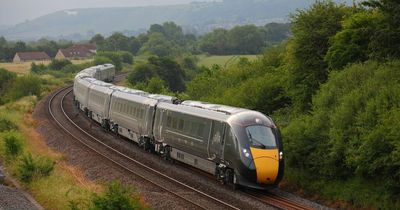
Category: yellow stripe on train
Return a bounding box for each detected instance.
[250,148,279,184]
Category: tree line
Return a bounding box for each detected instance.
[0,21,290,62]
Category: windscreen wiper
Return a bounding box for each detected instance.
[247,130,266,149]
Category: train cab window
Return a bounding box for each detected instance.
[246,125,277,148]
[178,119,184,130]
[167,116,172,127]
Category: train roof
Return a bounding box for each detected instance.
[109,85,148,96]
[89,82,114,94]
[112,91,158,107]
[148,94,178,104]
[161,101,274,127]
[157,102,230,122]
[181,100,247,115]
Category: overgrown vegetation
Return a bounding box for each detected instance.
[147,0,399,209]
[3,132,23,160]
[89,181,144,210]
[18,153,55,183]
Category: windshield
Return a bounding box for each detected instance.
[246,125,276,148]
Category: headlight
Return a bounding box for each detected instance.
[279,151,283,160]
[242,148,251,158]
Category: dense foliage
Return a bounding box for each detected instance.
[181,0,400,208]
[89,181,143,210]
[199,23,290,55]
[128,56,186,92]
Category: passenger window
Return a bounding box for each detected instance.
[167,116,172,127]
[197,123,204,137]
[140,109,144,119]
[178,119,184,130]
[190,122,197,134]
[184,121,191,133]
[172,118,178,129]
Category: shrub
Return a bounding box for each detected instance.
[94,56,113,66]
[117,51,133,64]
[18,153,55,183]
[0,118,18,132]
[3,133,23,159]
[3,74,42,102]
[96,52,123,71]
[48,59,72,70]
[31,62,47,74]
[89,181,142,210]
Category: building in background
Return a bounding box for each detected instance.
[13,51,50,63]
[55,44,97,60]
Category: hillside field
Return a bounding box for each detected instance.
[0,59,93,75]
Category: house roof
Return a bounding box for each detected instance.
[58,43,97,58]
[16,52,50,60]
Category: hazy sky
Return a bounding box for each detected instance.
[0,0,214,26]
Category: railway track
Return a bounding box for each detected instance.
[48,86,240,210]
[182,163,315,210]
[245,190,314,210]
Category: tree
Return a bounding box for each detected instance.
[200,29,230,55]
[90,34,105,47]
[228,25,264,54]
[325,11,382,69]
[286,0,348,111]
[128,63,156,84]
[362,0,400,59]
[140,33,180,57]
[148,56,186,92]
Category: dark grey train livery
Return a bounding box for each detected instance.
[73,64,284,189]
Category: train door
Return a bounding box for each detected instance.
[208,121,225,161]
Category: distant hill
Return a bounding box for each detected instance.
[0,0,347,41]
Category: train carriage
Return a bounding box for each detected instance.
[73,77,96,112]
[109,91,158,143]
[154,101,284,189]
[153,102,229,174]
[87,83,114,126]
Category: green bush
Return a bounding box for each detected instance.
[96,52,123,71]
[89,181,143,210]
[48,59,72,70]
[18,153,55,183]
[94,56,113,66]
[3,133,23,159]
[117,51,133,64]
[3,74,42,102]
[0,118,18,132]
[283,61,400,208]
[31,62,48,74]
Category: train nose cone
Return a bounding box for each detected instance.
[250,148,279,184]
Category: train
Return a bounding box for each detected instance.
[73,64,284,190]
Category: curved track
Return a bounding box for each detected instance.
[48,84,317,210]
[48,86,240,210]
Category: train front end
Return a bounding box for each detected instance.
[228,111,284,189]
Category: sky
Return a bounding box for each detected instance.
[0,0,214,26]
